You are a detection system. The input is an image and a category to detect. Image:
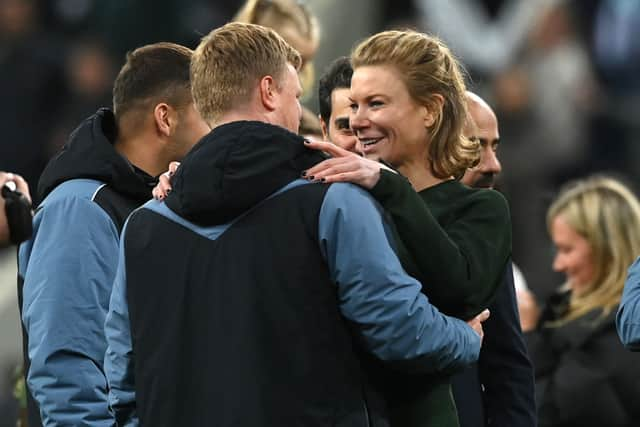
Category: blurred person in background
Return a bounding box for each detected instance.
[519,176,640,427]
[0,0,67,196]
[234,0,323,135]
[304,30,510,427]
[573,0,640,184]
[48,38,115,157]
[18,42,209,427]
[492,0,596,301]
[414,0,556,85]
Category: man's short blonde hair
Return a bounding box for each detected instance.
[191,22,302,125]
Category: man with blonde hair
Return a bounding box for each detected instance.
[105,22,486,427]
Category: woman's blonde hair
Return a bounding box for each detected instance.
[547,176,640,323]
[351,30,479,179]
[234,0,319,95]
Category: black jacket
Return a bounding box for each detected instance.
[527,291,640,427]
[123,121,391,427]
[452,262,537,427]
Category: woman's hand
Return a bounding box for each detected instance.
[303,140,386,190]
[153,161,180,200]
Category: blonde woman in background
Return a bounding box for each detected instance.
[234,0,322,135]
[519,176,640,427]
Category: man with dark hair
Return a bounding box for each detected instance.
[318,56,357,151]
[18,42,209,426]
[105,22,486,427]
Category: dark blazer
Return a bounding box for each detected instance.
[453,262,537,427]
[528,292,640,427]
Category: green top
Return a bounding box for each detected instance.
[371,170,512,319]
[368,169,512,427]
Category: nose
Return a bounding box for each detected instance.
[479,147,502,174]
[552,253,565,273]
[350,106,368,133]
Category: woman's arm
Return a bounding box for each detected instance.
[303,142,511,318]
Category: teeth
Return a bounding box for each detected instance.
[361,138,380,146]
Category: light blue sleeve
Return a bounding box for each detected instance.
[20,195,118,426]
[318,183,481,373]
[617,257,640,350]
[104,221,138,426]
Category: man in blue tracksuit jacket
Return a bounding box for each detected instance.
[617,257,640,350]
[18,42,209,426]
[104,22,487,427]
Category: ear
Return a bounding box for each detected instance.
[424,93,445,128]
[153,103,174,137]
[259,75,278,112]
[319,115,329,141]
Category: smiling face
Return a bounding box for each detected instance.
[550,214,596,295]
[349,65,431,168]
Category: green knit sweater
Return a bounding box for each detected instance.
[369,170,512,427]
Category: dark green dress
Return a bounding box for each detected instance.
[369,170,512,427]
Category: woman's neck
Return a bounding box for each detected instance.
[398,159,452,192]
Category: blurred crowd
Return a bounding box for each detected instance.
[1,0,640,425]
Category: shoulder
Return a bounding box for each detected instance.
[42,178,107,206]
[323,182,384,215]
[466,186,510,213]
[36,178,118,234]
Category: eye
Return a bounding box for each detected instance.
[369,100,384,108]
[492,143,499,152]
[350,103,358,113]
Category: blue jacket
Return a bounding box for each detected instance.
[617,257,640,350]
[18,109,154,426]
[104,121,482,426]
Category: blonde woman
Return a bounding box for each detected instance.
[305,30,511,427]
[234,0,319,94]
[520,176,640,427]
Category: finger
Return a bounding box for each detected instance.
[477,309,490,322]
[318,170,369,185]
[0,172,8,186]
[168,161,181,175]
[11,174,31,202]
[152,186,166,200]
[159,173,172,187]
[305,157,354,178]
[304,140,353,158]
[314,163,366,182]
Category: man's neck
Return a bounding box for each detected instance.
[114,135,166,177]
